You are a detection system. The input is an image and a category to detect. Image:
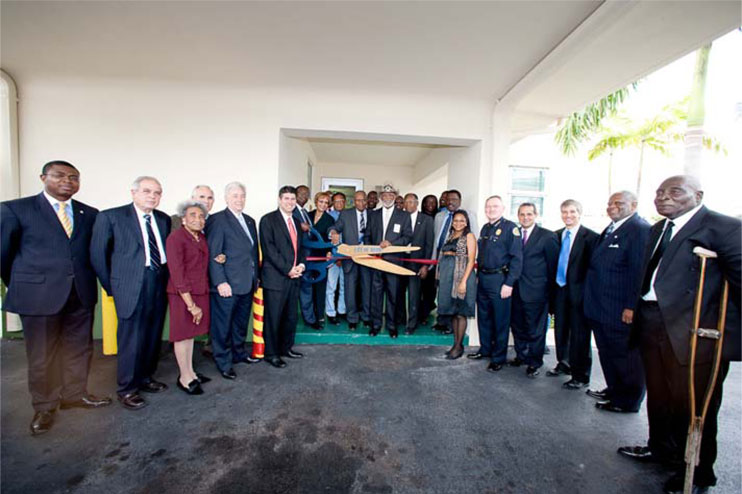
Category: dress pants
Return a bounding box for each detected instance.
[116,267,167,396]
[405,273,423,331]
[344,264,371,324]
[476,272,511,363]
[263,280,300,358]
[325,264,346,317]
[553,286,593,381]
[637,301,728,485]
[20,286,93,412]
[371,270,400,331]
[210,290,253,373]
[510,291,549,368]
[299,279,316,324]
[395,276,407,327]
[419,266,437,324]
[591,318,645,411]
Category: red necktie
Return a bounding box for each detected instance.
[287,217,298,266]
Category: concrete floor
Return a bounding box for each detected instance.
[1,340,740,494]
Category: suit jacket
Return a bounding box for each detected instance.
[367,207,413,262]
[636,206,741,364]
[329,208,367,274]
[406,213,434,273]
[204,208,259,295]
[553,224,599,305]
[584,214,650,325]
[1,193,99,315]
[90,203,171,319]
[259,209,306,290]
[513,225,559,305]
[433,208,478,259]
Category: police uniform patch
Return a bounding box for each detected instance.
[512,227,521,236]
[495,229,501,236]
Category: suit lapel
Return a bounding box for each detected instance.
[70,199,85,241]
[568,226,584,265]
[225,209,252,245]
[127,204,145,251]
[36,193,69,239]
[658,207,708,275]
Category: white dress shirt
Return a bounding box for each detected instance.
[134,205,167,267]
[382,206,394,237]
[43,190,74,231]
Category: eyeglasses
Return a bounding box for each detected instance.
[44,172,80,182]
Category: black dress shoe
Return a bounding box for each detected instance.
[310,321,323,330]
[663,472,711,494]
[140,379,168,393]
[595,401,637,413]
[586,388,609,400]
[286,349,303,359]
[617,445,654,461]
[363,320,371,328]
[486,362,503,373]
[562,379,589,390]
[546,364,571,377]
[60,394,112,409]
[507,357,524,367]
[526,366,540,378]
[30,410,55,435]
[221,369,237,380]
[433,323,446,331]
[237,355,261,364]
[118,392,147,410]
[349,322,358,330]
[328,316,340,325]
[177,378,204,395]
[195,373,212,384]
[369,327,380,336]
[266,357,287,368]
[467,352,486,360]
[389,329,398,339]
[441,327,453,335]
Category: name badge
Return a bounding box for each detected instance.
[608,243,619,249]
[393,223,401,233]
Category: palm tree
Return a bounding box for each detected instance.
[554,86,634,156]
[684,43,712,177]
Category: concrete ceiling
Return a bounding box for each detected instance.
[306,138,444,167]
[2,0,600,100]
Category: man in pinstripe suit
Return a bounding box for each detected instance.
[1,160,111,435]
[91,176,171,410]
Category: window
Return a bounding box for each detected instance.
[509,166,547,217]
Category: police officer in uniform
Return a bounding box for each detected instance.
[468,195,523,371]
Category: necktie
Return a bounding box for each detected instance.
[522,228,528,247]
[237,214,253,245]
[602,223,615,242]
[641,220,675,296]
[359,212,366,244]
[437,212,453,251]
[144,214,162,270]
[57,201,72,238]
[301,208,310,223]
[287,216,298,267]
[556,230,571,287]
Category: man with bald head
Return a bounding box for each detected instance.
[171,185,215,233]
[584,191,650,412]
[618,176,740,494]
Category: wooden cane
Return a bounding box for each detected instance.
[684,246,729,494]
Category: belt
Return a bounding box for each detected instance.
[478,266,508,275]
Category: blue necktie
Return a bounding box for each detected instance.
[556,230,571,287]
[437,212,453,251]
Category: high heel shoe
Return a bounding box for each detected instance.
[177,377,204,395]
[446,348,464,360]
[195,373,211,384]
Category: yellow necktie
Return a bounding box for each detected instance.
[57,201,72,237]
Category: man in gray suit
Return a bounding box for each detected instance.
[329,190,371,330]
[432,189,478,333]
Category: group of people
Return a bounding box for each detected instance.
[1,160,739,494]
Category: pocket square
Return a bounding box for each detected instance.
[608,244,619,249]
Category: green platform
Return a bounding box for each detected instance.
[294,318,465,346]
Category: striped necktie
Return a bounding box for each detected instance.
[144,214,162,270]
[57,201,72,238]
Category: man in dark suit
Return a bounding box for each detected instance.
[170,185,215,233]
[547,199,599,389]
[205,182,260,380]
[618,176,740,494]
[584,191,650,413]
[293,185,321,329]
[401,193,433,334]
[509,202,559,378]
[366,185,412,338]
[1,161,111,435]
[329,190,371,330]
[259,186,307,368]
[90,176,171,410]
